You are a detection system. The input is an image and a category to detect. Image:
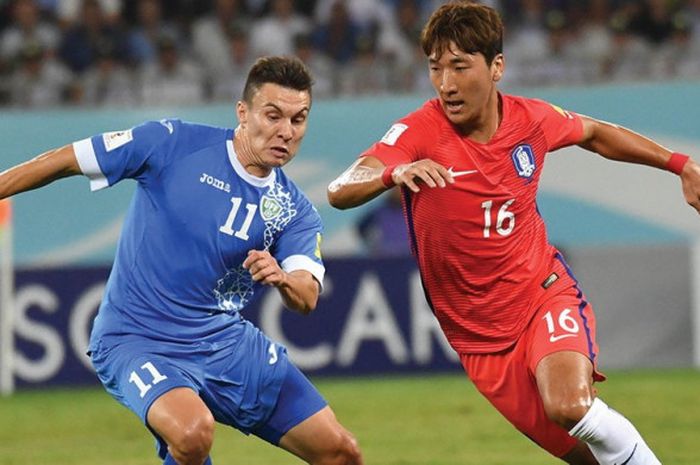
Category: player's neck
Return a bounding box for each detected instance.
[458,91,502,144]
[233,127,273,178]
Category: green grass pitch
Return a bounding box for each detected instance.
[1,369,698,464]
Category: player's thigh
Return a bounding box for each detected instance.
[527,289,605,384]
[91,341,200,424]
[460,347,578,458]
[278,406,359,464]
[200,322,291,435]
[147,387,215,448]
[247,361,360,464]
[535,350,595,415]
[251,362,328,447]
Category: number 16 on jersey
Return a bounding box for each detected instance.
[481,199,515,238]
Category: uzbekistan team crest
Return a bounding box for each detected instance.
[511,144,536,179]
[260,195,282,221]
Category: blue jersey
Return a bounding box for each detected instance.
[74,119,325,351]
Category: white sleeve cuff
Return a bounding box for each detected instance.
[281,254,325,292]
[73,138,109,191]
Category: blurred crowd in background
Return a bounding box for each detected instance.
[1,0,699,108]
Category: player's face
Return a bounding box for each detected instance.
[236,83,311,175]
[428,42,503,133]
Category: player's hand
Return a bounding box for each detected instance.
[243,250,287,287]
[680,158,700,214]
[390,159,454,193]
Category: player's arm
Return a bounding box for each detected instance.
[327,155,454,209]
[578,115,700,213]
[243,250,319,314]
[0,144,82,200]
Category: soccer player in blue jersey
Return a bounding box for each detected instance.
[0,56,363,465]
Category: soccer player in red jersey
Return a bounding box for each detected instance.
[328,2,700,465]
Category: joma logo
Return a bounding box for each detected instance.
[200,172,231,193]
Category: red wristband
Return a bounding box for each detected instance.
[381,165,397,188]
[666,152,689,175]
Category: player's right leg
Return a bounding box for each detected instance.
[90,338,214,465]
[148,387,215,465]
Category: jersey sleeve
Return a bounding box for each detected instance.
[72,119,179,191]
[361,110,435,166]
[272,197,325,289]
[527,99,584,152]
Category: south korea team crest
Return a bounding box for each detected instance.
[511,144,536,179]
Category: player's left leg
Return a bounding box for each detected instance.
[255,363,363,465]
[461,346,586,462]
[204,321,363,464]
[533,300,661,464]
[537,351,660,465]
[278,406,363,465]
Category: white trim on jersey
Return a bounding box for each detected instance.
[73,138,109,191]
[226,139,276,188]
[281,254,325,291]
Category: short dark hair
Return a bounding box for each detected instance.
[420,1,503,65]
[242,56,314,103]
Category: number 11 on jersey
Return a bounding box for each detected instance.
[220,197,257,240]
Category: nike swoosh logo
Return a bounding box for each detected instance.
[615,443,637,465]
[549,333,576,343]
[447,167,478,178]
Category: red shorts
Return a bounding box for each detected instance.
[459,285,605,458]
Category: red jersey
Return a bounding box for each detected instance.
[362,94,584,353]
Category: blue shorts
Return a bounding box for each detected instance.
[90,319,327,457]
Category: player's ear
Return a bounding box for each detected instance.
[491,54,504,82]
[236,100,248,127]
